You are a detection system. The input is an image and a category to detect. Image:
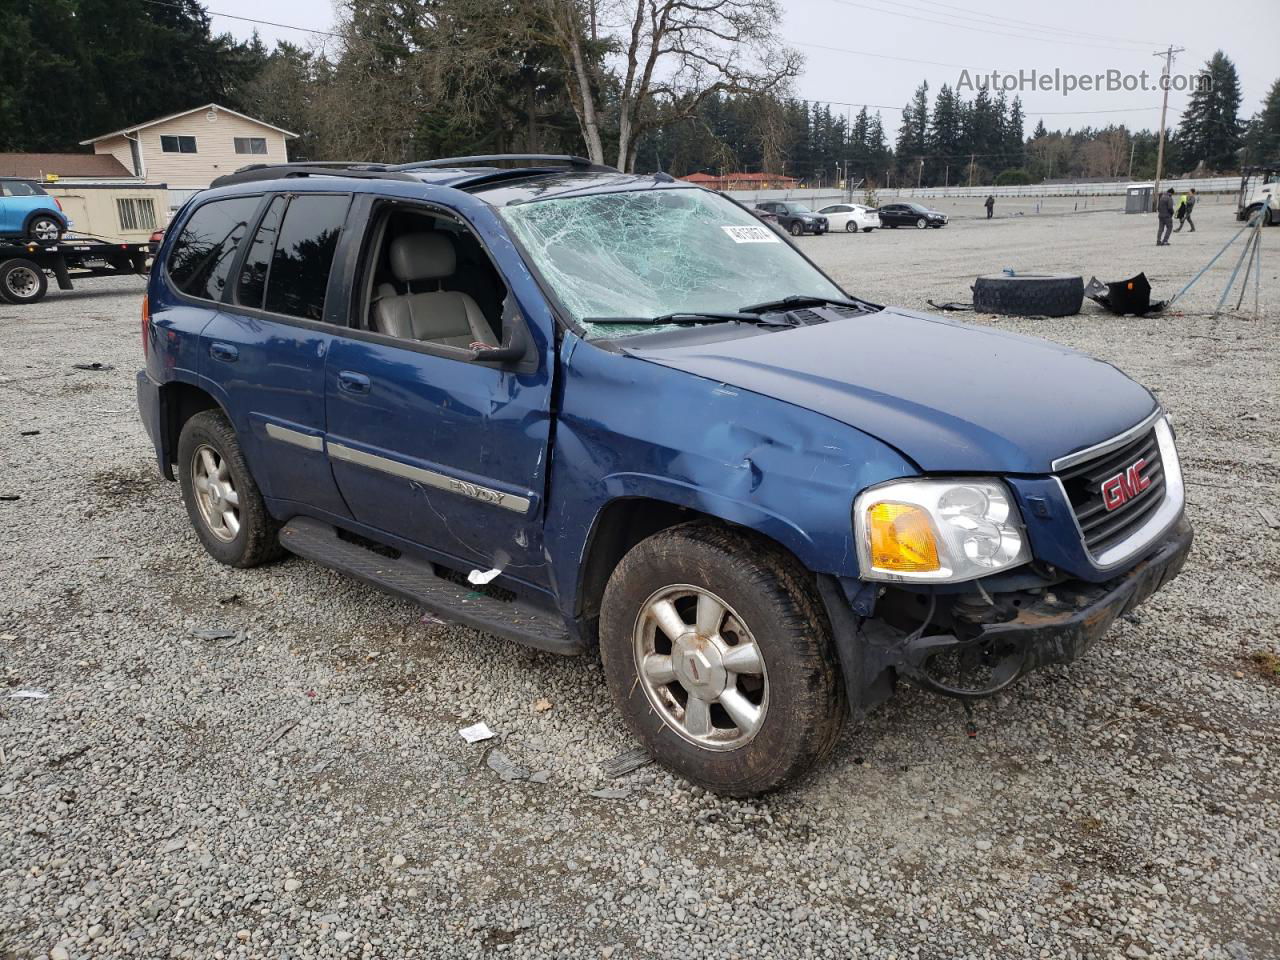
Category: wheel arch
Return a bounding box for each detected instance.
[23,208,67,234]
[156,380,227,480]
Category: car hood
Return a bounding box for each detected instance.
[629,307,1157,474]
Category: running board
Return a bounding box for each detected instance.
[279,517,584,656]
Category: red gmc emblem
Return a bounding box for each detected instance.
[1101,458,1151,511]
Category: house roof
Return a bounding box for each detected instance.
[679,172,718,182]
[80,103,298,145]
[0,152,135,179]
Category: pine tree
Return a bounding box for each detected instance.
[928,84,963,185]
[896,81,929,184]
[1032,118,1048,140]
[1004,97,1026,171]
[1177,50,1244,171]
[1243,77,1280,163]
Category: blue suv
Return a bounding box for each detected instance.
[137,156,1192,795]
[0,178,69,241]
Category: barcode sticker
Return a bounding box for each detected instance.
[721,225,780,243]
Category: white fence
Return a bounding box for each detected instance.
[727,176,1239,207]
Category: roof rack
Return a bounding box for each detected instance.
[392,154,619,173]
[210,162,421,188]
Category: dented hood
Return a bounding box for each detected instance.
[631,307,1157,474]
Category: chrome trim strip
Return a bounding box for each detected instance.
[1050,407,1163,473]
[326,441,531,514]
[1054,417,1184,572]
[265,423,324,452]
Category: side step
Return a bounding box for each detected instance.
[279,517,585,656]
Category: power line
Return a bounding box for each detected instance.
[903,0,1158,49]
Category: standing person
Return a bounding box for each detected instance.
[1157,188,1174,246]
[1181,188,1197,232]
[984,194,995,219]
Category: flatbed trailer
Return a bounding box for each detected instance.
[0,237,153,306]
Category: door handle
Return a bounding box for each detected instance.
[209,342,239,363]
[337,370,371,395]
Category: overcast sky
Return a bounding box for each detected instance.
[209,0,1277,142]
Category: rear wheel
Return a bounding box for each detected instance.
[599,523,845,796]
[0,259,48,305]
[177,410,284,567]
[26,215,62,242]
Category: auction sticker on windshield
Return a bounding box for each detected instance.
[721,225,781,243]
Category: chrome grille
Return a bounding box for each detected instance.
[1058,427,1165,554]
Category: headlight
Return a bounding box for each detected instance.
[854,478,1031,582]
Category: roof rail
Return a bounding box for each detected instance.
[392,154,619,173]
[210,162,420,189]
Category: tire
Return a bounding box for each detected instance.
[789,221,803,237]
[862,227,874,233]
[177,410,284,567]
[0,259,48,305]
[915,217,927,229]
[888,224,898,229]
[972,273,1084,318]
[599,522,845,796]
[845,221,857,233]
[26,215,63,242]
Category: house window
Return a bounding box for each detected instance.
[116,197,157,231]
[234,137,268,155]
[160,135,198,154]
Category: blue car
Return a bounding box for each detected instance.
[0,178,69,241]
[136,156,1192,795]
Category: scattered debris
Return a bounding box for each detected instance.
[1084,273,1165,316]
[19,430,40,436]
[262,719,299,746]
[529,770,550,784]
[0,633,16,642]
[1259,507,1280,530]
[0,494,20,502]
[223,628,247,647]
[485,750,530,782]
[192,627,236,641]
[71,362,115,371]
[926,299,974,312]
[459,721,496,744]
[467,567,502,586]
[533,697,553,713]
[9,690,50,700]
[600,747,653,779]
[419,612,444,626]
[589,787,631,800]
[216,593,242,605]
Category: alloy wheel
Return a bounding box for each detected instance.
[30,218,60,242]
[190,444,241,542]
[632,584,768,751]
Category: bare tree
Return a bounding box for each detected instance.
[546,0,800,171]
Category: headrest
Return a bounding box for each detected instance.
[389,232,455,283]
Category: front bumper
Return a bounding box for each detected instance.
[820,516,1193,710]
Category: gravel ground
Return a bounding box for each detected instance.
[1,208,1277,960]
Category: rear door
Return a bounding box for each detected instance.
[191,191,354,518]
[322,200,553,585]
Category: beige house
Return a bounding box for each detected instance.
[81,104,297,205]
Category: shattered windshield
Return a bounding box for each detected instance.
[498,188,845,339]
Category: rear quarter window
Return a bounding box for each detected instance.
[167,196,261,302]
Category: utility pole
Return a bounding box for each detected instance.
[1152,44,1184,209]
[944,163,949,188]
[1128,140,1137,180]
[968,154,976,187]
[917,157,924,189]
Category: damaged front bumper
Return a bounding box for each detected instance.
[819,516,1193,711]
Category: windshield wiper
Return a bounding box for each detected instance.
[585,311,766,326]
[738,294,871,314]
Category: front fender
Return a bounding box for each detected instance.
[544,333,917,617]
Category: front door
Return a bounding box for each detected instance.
[323,203,553,587]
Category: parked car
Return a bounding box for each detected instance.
[0,178,70,241]
[749,206,785,234]
[817,203,880,233]
[754,201,828,236]
[876,202,948,229]
[138,156,1191,796]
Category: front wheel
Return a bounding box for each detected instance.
[177,410,284,567]
[915,217,927,229]
[845,221,858,233]
[789,221,803,237]
[26,216,63,242]
[600,523,845,796]
[0,259,48,305]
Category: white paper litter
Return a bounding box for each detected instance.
[467,567,502,585]
[459,721,495,743]
[9,690,50,699]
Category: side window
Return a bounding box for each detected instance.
[161,135,198,154]
[2,181,41,197]
[262,194,350,322]
[234,137,268,155]
[236,195,286,308]
[167,196,260,302]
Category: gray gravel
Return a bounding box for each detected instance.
[2,206,1278,959]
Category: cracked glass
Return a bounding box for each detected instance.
[499,188,845,339]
